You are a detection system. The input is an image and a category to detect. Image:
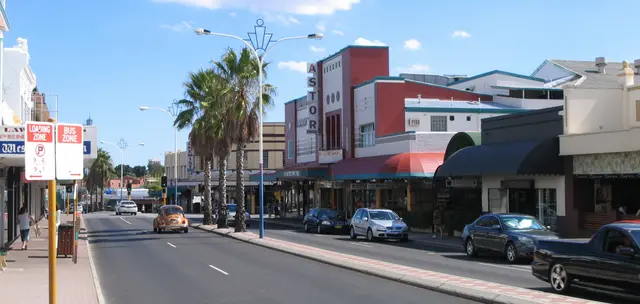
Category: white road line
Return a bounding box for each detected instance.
[349,242,373,248]
[209,264,229,275]
[478,262,530,272]
[425,251,436,255]
[167,242,176,248]
[119,217,132,225]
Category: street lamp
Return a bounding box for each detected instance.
[139,101,182,205]
[194,19,323,238]
[101,139,144,200]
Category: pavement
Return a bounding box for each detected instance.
[182,214,633,304]
[84,211,477,304]
[0,214,102,304]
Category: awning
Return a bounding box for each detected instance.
[331,153,443,180]
[275,163,329,180]
[444,132,481,161]
[435,138,564,177]
[249,172,277,182]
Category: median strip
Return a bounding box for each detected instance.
[191,223,606,304]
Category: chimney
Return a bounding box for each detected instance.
[634,59,640,74]
[617,61,634,87]
[595,57,607,73]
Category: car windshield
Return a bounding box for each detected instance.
[317,209,338,219]
[227,204,237,212]
[501,216,545,230]
[165,208,184,216]
[369,210,399,221]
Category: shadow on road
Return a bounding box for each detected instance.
[331,237,461,254]
[85,229,147,234]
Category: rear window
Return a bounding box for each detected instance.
[165,208,184,216]
[228,204,237,212]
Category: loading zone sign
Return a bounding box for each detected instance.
[25,122,55,180]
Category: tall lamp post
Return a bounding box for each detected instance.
[101,139,144,200]
[194,19,323,239]
[139,101,182,205]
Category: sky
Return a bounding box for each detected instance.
[5,0,640,166]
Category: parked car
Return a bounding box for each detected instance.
[532,221,640,297]
[462,213,558,263]
[153,205,189,233]
[116,200,138,215]
[226,204,250,227]
[303,208,347,234]
[349,208,409,241]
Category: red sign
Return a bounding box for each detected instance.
[27,123,53,143]
[57,125,82,144]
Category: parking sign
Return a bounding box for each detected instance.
[56,123,84,180]
[25,122,55,180]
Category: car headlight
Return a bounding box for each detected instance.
[518,236,534,244]
[373,224,385,231]
[321,221,331,225]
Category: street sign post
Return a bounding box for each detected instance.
[55,123,84,180]
[25,122,55,181]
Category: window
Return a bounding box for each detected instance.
[359,123,375,148]
[262,151,269,167]
[287,140,293,159]
[430,116,447,132]
[282,151,285,166]
[466,116,471,121]
[449,115,455,121]
[407,118,420,127]
[475,216,491,227]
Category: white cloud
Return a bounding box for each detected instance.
[159,21,194,31]
[397,64,430,74]
[229,12,237,17]
[452,30,471,38]
[403,38,421,50]
[278,61,307,73]
[153,0,360,15]
[353,37,386,46]
[310,46,325,53]
[331,29,344,36]
[264,12,301,25]
[316,23,326,32]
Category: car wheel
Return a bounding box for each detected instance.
[153,227,157,233]
[183,227,189,233]
[135,213,138,216]
[304,223,309,232]
[401,235,409,242]
[317,224,322,234]
[549,263,571,293]
[505,242,518,263]
[349,226,357,239]
[465,238,478,257]
[366,228,375,242]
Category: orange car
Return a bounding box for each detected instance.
[153,205,189,233]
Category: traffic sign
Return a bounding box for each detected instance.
[56,123,84,180]
[24,122,55,180]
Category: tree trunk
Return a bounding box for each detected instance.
[202,157,213,225]
[216,156,228,228]
[235,142,246,232]
[100,171,105,211]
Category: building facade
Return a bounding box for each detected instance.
[2,37,35,124]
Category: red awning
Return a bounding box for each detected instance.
[381,152,444,175]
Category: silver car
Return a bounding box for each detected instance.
[226,204,250,227]
[349,208,409,241]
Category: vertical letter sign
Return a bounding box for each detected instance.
[56,123,84,180]
[306,62,318,134]
[25,122,56,180]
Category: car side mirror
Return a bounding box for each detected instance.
[619,247,635,257]
[363,217,368,221]
[546,226,551,230]
[491,225,501,230]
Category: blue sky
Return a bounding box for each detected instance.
[5,0,640,166]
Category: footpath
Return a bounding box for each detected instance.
[192,222,605,304]
[0,214,103,304]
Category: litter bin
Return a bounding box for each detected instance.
[193,202,201,214]
[57,224,74,257]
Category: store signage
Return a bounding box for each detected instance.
[296,118,308,127]
[500,179,534,189]
[0,141,91,155]
[318,149,343,164]
[575,174,640,179]
[283,170,302,177]
[306,62,318,134]
[187,140,194,173]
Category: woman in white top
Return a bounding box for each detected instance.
[18,206,36,250]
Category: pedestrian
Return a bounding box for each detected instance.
[433,206,444,238]
[18,207,35,250]
[268,201,273,218]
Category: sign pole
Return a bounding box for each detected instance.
[72,180,78,264]
[48,179,57,304]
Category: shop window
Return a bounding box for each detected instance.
[430,116,447,132]
[488,189,508,213]
[449,115,455,121]
[358,123,375,148]
[535,189,557,230]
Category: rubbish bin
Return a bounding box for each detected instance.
[57,224,74,257]
[193,202,201,214]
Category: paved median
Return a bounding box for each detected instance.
[192,223,605,304]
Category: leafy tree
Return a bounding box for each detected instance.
[147,160,164,177]
[132,165,147,177]
[85,148,115,210]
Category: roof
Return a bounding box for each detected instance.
[161,205,183,209]
[447,70,546,86]
[405,101,531,114]
[490,85,563,91]
[546,59,625,89]
[331,153,444,180]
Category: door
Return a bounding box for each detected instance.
[360,210,371,234]
[471,216,491,249]
[592,229,640,295]
[485,216,508,252]
[351,209,363,234]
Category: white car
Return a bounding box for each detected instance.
[349,208,409,242]
[116,201,138,215]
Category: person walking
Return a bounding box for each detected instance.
[433,206,444,238]
[18,207,36,250]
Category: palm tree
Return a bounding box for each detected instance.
[174,68,233,226]
[213,48,276,232]
[87,148,114,210]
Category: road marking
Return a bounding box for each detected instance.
[209,264,229,275]
[425,251,436,255]
[167,242,176,248]
[119,217,132,225]
[414,240,460,250]
[478,262,530,272]
[349,242,373,248]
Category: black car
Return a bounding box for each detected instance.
[303,208,347,234]
[532,221,640,298]
[462,213,558,263]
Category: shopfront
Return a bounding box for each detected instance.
[272,165,329,217]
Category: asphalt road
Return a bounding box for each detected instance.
[219,217,633,304]
[84,212,479,304]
